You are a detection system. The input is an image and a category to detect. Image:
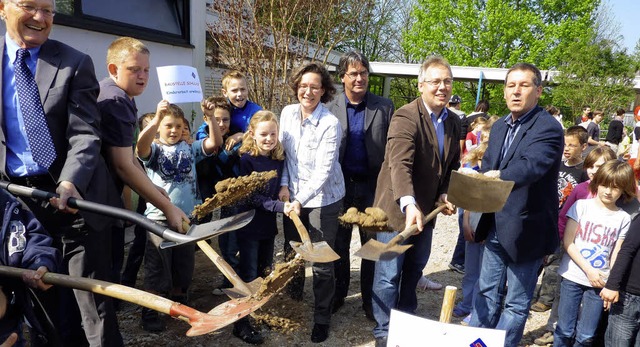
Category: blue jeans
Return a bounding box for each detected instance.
[372,224,433,338]
[456,241,484,314]
[553,279,603,347]
[237,236,275,282]
[605,291,640,347]
[469,229,541,347]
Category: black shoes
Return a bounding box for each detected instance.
[375,336,388,347]
[448,263,465,274]
[310,323,330,343]
[141,308,166,333]
[233,319,264,345]
[331,297,345,313]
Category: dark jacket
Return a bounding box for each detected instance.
[476,105,564,262]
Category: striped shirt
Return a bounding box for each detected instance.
[279,103,345,208]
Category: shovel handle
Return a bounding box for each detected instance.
[195,240,253,296]
[288,211,312,244]
[0,265,195,322]
[0,180,192,243]
[387,204,448,247]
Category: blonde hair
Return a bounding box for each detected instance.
[589,159,637,203]
[106,37,149,65]
[239,111,285,160]
[221,70,246,90]
[463,142,488,168]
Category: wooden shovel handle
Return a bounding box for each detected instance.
[0,265,192,322]
[288,211,312,244]
[196,240,252,296]
[387,204,448,248]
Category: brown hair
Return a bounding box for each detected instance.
[583,146,616,169]
[239,111,285,160]
[589,159,637,203]
[201,96,231,120]
[462,142,488,168]
[288,62,337,104]
[106,37,149,65]
[565,125,588,145]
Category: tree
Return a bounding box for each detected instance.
[550,39,636,119]
[208,0,372,112]
[402,0,600,114]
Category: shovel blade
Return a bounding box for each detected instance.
[160,210,255,249]
[355,240,413,261]
[206,295,271,325]
[289,241,340,263]
[222,278,263,299]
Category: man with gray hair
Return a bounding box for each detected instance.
[328,51,394,321]
[371,56,460,346]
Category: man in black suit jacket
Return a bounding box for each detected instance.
[327,51,394,320]
[469,63,563,347]
[0,1,123,345]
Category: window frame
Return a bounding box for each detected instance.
[54,1,193,47]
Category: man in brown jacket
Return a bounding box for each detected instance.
[371,56,460,346]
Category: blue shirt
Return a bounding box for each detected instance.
[2,36,48,177]
[343,94,368,176]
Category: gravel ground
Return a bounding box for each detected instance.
[117,213,550,346]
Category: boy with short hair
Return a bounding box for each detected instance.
[136,100,222,332]
[0,188,60,346]
[532,125,589,345]
[195,96,243,294]
[196,70,262,148]
[98,36,189,234]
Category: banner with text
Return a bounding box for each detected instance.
[388,310,505,346]
[157,65,203,104]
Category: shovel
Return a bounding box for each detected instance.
[355,204,448,261]
[0,265,239,336]
[287,211,340,263]
[0,180,254,249]
[447,171,514,213]
[195,239,262,299]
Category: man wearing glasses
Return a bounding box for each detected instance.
[328,51,394,321]
[0,0,123,345]
[370,56,460,347]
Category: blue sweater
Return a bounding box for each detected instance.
[235,153,284,240]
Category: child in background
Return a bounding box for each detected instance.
[182,117,194,144]
[601,212,640,346]
[0,188,60,346]
[554,160,636,347]
[452,143,488,325]
[121,113,156,288]
[195,97,242,295]
[463,117,487,156]
[136,101,222,332]
[231,111,298,344]
[195,70,262,150]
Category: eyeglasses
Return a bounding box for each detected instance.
[298,85,322,93]
[345,70,369,80]
[423,79,453,87]
[10,1,56,18]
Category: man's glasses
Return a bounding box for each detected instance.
[345,70,369,80]
[423,79,453,87]
[11,1,56,18]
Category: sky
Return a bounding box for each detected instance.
[608,0,640,53]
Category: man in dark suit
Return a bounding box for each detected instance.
[0,1,123,345]
[328,51,394,320]
[371,56,459,346]
[469,63,563,347]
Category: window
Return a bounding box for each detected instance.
[55,0,190,46]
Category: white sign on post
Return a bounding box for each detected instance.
[156,65,203,104]
[387,309,506,347]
